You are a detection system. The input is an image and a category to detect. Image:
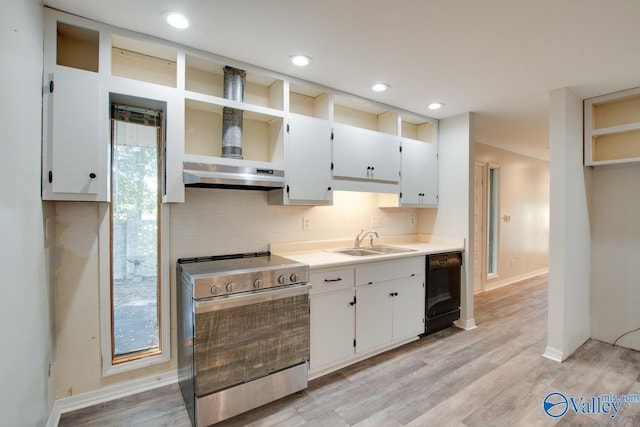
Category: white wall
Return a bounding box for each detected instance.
[475,143,549,290]
[420,113,475,329]
[590,165,640,351]
[545,87,591,362]
[0,0,55,425]
[53,190,419,396]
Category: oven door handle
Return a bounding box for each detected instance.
[195,283,311,314]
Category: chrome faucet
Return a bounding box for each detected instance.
[354,229,379,248]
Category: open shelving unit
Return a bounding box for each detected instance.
[585,87,640,166]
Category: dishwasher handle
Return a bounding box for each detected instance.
[427,252,463,271]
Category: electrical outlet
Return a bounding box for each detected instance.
[371,216,383,227]
[302,217,310,230]
[409,214,416,225]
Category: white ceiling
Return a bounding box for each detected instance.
[44,0,640,160]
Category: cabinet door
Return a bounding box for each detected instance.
[286,115,333,203]
[356,282,393,354]
[310,289,355,372]
[45,69,102,198]
[392,275,425,340]
[400,138,438,206]
[332,124,400,182]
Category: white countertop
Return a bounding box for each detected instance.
[271,235,464,269]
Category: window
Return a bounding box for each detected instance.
[100,98,169,375]
[487,165,500,276]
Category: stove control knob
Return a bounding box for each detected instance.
[226,282,237,292]
[277,275,286,285]
[254,279,264,289]
[210,284,222,296]
[289,273,298,283]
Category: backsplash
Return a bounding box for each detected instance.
[170,189,422,259]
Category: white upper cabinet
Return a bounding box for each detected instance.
[42,17,108,201]
[42,9,439,204]
[332,124,401,183]
[277,114,333,204]
[45,70,102,198]
[584,87,640,166]
[379,117,438,207]
[331,95,401,191]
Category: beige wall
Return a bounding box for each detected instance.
[53,190,418,396]
[0,0,54,424]
[475,143,549,290]
[590,165,640,351]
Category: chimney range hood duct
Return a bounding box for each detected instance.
[221,66,246,159]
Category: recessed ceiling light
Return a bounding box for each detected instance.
[290,55,312,66]
[372,83,390,92]
[165,12,189,29]
[428,102,444,110]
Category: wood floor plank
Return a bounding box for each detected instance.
[59,274,640,427]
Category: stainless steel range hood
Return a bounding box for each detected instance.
[183,161,284,190]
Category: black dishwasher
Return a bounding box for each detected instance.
[422,251,462,335]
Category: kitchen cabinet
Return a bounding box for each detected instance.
[42,67,107,201]
[44,9,440,204]
[584,87,640,166]
[355,257,425,354]
[308,256,425,377]
[398,138,438,206]
[332,124,401,183]
[309,267,355,374]
[379,118,438,208]
[269,114,333,205]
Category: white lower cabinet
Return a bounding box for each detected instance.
[355,274,425,355]
[309,267,356,373]
[310,289,355,372]
[309,256,426,377]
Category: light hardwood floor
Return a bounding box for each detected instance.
[59,275,640,426]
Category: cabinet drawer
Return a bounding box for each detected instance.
[309,267,355,295]
[356,256,424,286]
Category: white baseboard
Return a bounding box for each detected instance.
[542,346,564,362]
[483,268,548,292]
[46,370,179,427]
[454,318,477,330]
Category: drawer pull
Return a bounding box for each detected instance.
[324,277,343,283]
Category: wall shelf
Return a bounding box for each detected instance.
[585,87,640,166]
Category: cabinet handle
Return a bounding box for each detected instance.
[349,300,356,306]
[327,187,332,191]
[371,166,375,171]
[324,278,342,283]
[389,292,399,297]
[89,173,97,179]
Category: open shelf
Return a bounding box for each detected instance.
[592,95,640,130]
[56,21,99,72]
[111,35,177,87]
[289,83,330,120]
[591,129,640,162]
[184,99,283,163]
[585,87,640,165]
[185,55,284,110]
[401,115,436,143]
[333,94,397,135]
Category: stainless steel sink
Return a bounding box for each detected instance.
[366,245,417,254]
[331,245,417,257]
[332,248,380,256]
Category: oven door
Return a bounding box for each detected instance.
[193,284,310,397]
